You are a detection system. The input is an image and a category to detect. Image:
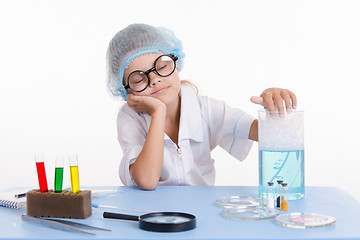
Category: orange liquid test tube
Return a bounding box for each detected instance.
[281,201,288,211]
[280,183,289,211]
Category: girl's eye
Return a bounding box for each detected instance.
[133,78,146,84]
[157,65,166,71]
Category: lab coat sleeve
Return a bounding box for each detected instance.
[206,96,256,161]
[116,104,146,186]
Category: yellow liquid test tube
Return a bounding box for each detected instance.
[69,154,80,193]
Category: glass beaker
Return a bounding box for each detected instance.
[258,109,304,200]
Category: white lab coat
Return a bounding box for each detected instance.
[117,84,256,186]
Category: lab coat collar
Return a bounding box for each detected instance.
[143,84,204,143]
[178,84,204,142]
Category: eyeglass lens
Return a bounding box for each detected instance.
[128,55,176,92]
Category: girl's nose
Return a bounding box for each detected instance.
[148,72,162,87]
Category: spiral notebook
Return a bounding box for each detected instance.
[0,191,27,209]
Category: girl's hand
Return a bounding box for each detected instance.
[250,88,297,113]
[127,93,166,116]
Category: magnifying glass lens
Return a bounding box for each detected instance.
[143,216,191,224]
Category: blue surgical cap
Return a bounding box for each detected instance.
[106,23,185,101]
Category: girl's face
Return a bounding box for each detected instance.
[123,53,181,105]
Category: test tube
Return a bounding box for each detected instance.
[276,180,283,208]
[34,153,48,193]
[69,154,80,193]
[54,155,64,192]
[280,183,289,211]
[266,182,275,209]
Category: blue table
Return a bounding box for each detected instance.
[0,186,359,240]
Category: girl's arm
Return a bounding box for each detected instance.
[126,94,167,190]
[248,119,258,142]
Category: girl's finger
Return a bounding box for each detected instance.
[265,98,277,112]
[273,95,285,114]
[281,91,292,113]
[250,96,266,106]
[289,91,297,109]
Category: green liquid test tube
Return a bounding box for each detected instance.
[54,155,64,192]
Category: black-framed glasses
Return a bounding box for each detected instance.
[124,54,178,92]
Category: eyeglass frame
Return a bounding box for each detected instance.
[124,54,178,93]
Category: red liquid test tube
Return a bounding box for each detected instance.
[34,154,48,193]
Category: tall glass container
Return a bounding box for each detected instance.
[258,109,304,200]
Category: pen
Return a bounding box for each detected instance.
[92,203,158,213]
[14,193,26,198]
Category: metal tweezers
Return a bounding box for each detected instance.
[21,214,111,236]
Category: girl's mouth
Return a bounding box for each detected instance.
[152,86,169,95]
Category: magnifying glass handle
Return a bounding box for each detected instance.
[103,212,139,221]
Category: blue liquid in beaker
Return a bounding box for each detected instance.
[259,150,304,200]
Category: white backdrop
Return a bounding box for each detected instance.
[1,0,359,200]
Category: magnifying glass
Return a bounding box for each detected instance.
[103,211,196,232]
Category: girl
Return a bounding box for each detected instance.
[106,24,297,190]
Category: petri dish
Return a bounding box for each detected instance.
[216,196,260,208]
[275,212,336,229]
[222,206,280,221]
